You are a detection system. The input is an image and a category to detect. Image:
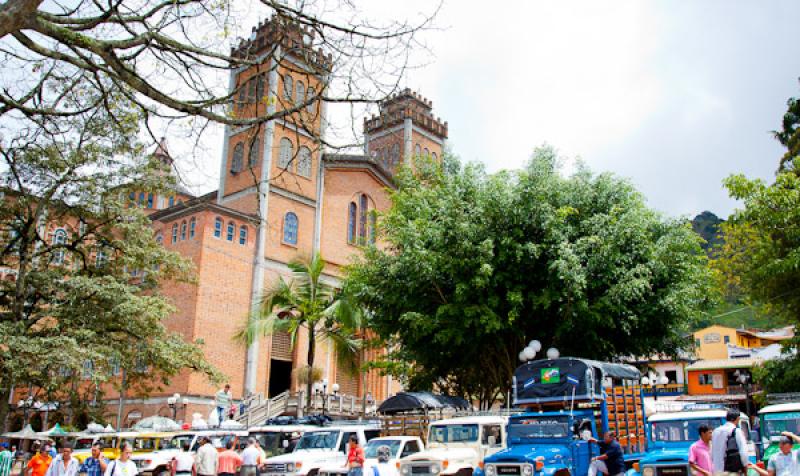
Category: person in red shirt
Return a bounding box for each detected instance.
[346,436,364,476]
[216,441,242,476]
[26,446,52,476]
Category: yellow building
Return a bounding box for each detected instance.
[692,325,794,360]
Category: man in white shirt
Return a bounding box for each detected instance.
[711,409,749,475]
[44,443,80,476]
[172,441,195,476]
[215,385,232,423]
[194,437,218,476]
[240,438,262,476]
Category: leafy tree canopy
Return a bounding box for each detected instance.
[0,94,221,428]
[347,147,714,407]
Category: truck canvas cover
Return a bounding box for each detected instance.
[513,357,640,405]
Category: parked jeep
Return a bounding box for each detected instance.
[398,415,508,476]
[263,424,382,476]
[318,436,424,476]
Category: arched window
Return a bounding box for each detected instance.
[189,217,196,239]
[180,220,187,240]
[52,229,67,264]
[297,146,312,177]
[283,212,298,245]
[239,225,247,245]
[155,232,163,244]
[237,80,246,104]
[347,202,357,244]
[256,75,265,101]
[95,250,107,268]
[423,148,429,157]
[147,193,154,208]
[432,152,438,161]
[214,217,222,238]
[248,78,256,102]
[307,87,316,113]
[283,74,293,100]
[226,221,235,241]
[169,196,175,207]
[278,137,293,170]
[231,143,244,173]
[369,212,377,244]
[359,194,368,242]
[296,80,305,105]
[138,192,145,204]
[129,192,135,202]
[171,223,178,243]
[248,138,260,168]
[391,143,400,166]
[82,360,94,380]
[414,144,421,156]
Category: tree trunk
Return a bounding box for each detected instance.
[0,386,11,432]
[306,325,315,410]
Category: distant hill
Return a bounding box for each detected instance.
[691,211,724,255]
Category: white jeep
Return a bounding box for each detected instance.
[263,425,382,476]
[317,436,425,476]
[398,416,508,476]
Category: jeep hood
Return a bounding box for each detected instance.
[640,448,689,465]
[268,450,339,464]
[486,445,570,466]
[403,448,477,463]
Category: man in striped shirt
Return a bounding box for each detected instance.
[79,444,108,476]
[0,443,13,476]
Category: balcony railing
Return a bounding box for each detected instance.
[640,383,687,396]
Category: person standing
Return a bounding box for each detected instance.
[172,441,195,476]
[78,443,108,476]
[711,409,748,475]
[26,445,52,476]
[749,432,800,476]
[214,385,232,423]
[346,436,365,476]
[103,442,137,476]
[240,438,261,476]
[45,442,80,476]
[0,443,13,476]
[216,441,242,476]
[588,432,626,476]
[194,437,218,476]
[371,446,398,476]
[689,425,714,476]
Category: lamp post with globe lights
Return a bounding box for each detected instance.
[519,340,560,363]
[313,379,340,416]
[167,393,189,422]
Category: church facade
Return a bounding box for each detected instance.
[113,17,449,423]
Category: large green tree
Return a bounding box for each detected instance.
[238,252,363,408]
[776,79,800,172]
[347,148,714,408]
[0,97,220,429]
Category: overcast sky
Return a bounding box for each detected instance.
[181,0,800,220]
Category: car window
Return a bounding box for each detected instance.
[401,441,420,458]
[482,425,502,446]
[338,432,355,453]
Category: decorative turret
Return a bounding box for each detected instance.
[363,88,448,173]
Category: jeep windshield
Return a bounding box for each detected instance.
[651,419,720,442]
[763,413,800,439]
[508,416,570,440]
[296,431,340,450]
[429,424,479,443]
[364,440,402,458]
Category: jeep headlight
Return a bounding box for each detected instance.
[431,464,441,474]
[642,468,655,476]
[401,466,410,475]
[287,463,296,473]
[522,464,533,476]
[485,465,496,476]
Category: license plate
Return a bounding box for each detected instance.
[411,467,429,474]
[498,467,521,475]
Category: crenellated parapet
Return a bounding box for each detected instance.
[363,88,448,139]
[231,15,333,72]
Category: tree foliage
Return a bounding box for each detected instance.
[712,160,800,393]
[0,97,221,429]
[776,79,800,172]
[347,147,714,408]
[237,252,363,407]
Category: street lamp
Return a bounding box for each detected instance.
[519,340,558,363]
[167,393,187,421]
[314,380,340,416]
[734,370,752,416]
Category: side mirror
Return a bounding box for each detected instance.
[282,440,289,449]
[487,436,496,447]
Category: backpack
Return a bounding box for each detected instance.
[724,427,744,473]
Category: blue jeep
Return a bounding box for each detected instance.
[482,358,648,476]
[629,408,758,476]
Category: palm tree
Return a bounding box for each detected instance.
[238,252,364,409]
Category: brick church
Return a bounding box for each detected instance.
[118,17,449,423]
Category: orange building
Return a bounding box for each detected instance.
[100,17,448,425]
